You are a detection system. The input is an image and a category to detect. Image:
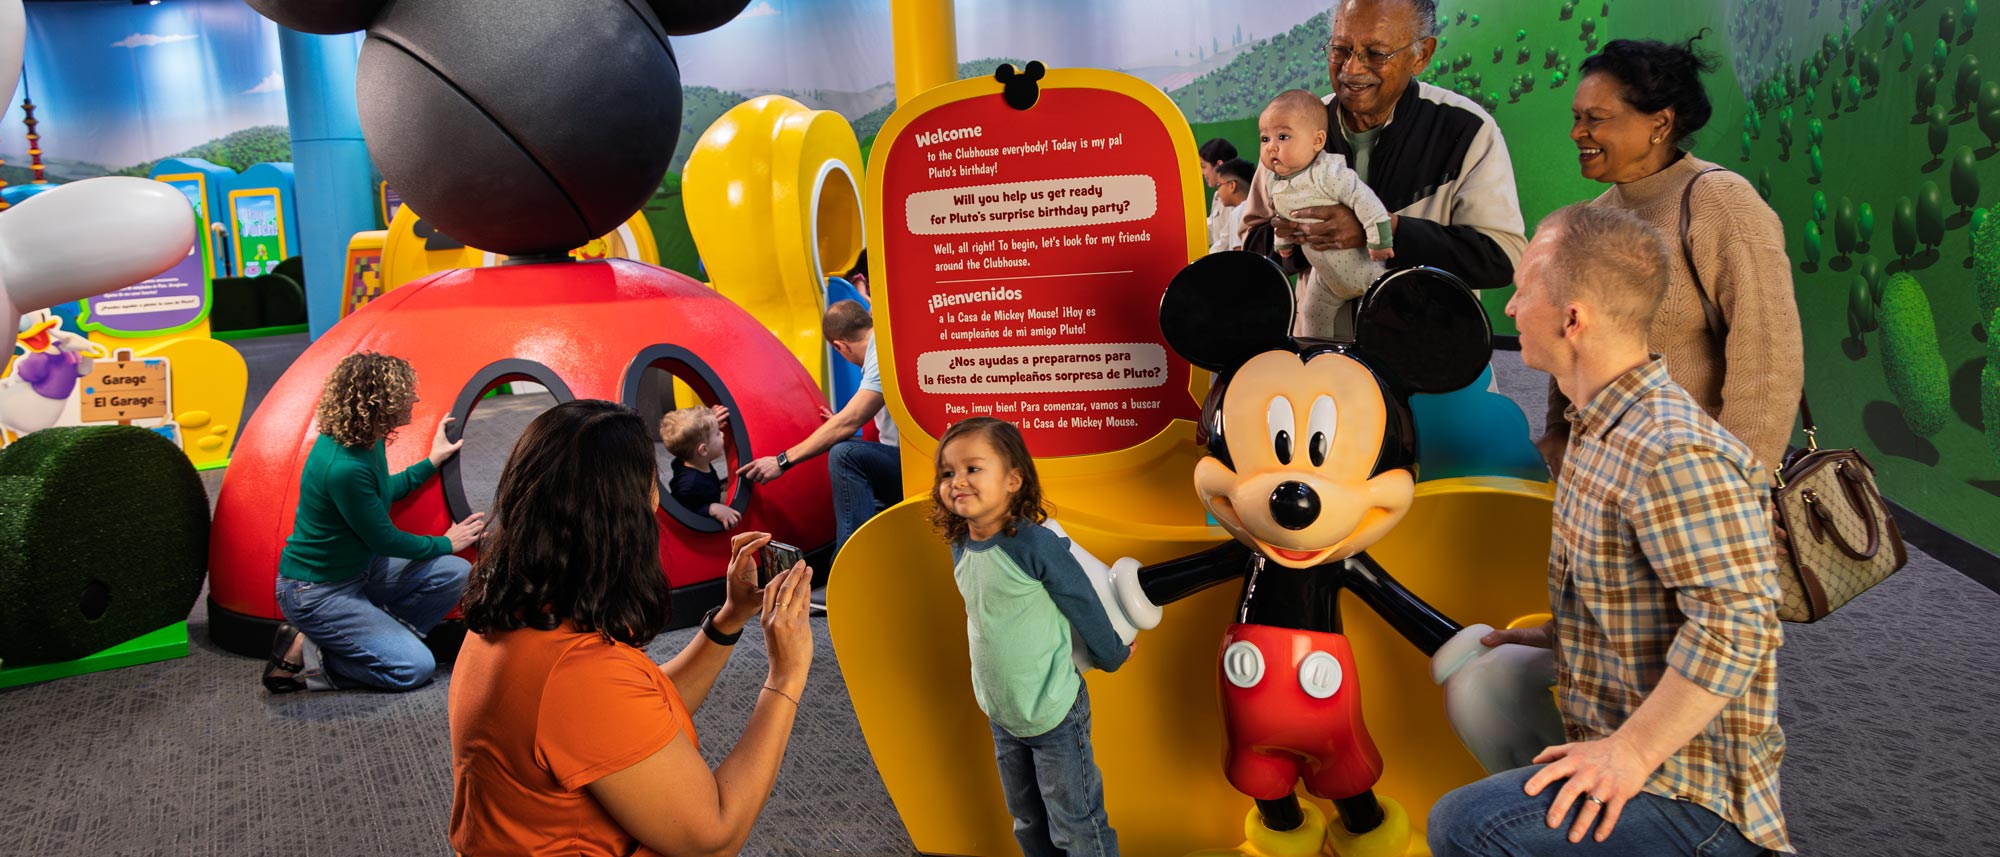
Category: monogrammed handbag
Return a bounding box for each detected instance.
[1766,402,1907,621]
[1681,168,1908,622]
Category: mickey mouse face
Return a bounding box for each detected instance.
[1194,349,1414,567]
[1160,252,1492,567]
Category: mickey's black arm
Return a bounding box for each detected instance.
[1340,551,1462,656]
[1138,540,1256,606]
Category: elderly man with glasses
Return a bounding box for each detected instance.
[1242,0,1527,339]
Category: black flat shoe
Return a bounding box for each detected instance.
[263,623,309,694]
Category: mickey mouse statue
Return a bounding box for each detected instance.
[1097,252,1562,857]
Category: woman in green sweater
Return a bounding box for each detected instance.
[263,352,487,693]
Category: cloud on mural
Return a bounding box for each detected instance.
[111,33,198,49]
[244,72,284,95]
[740,1,779,18]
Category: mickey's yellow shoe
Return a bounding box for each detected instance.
[1185,803,1330,857]
[1325,795,1411,857]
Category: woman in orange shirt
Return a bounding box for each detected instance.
[448,400,815,856]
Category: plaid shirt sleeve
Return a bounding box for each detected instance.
[1625,444,1783,699]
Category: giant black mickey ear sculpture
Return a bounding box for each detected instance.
[1351,266,1492,394]
[339,0,690,257]
[244,0,387,34]
[644,0,756,35]
[1159,251,1296,373]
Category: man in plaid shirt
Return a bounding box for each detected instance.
[1429,203,1788,855]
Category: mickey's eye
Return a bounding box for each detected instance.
[1307,395,1337,467]
[1267,396,1296,465]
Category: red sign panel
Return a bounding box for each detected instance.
[881,87,1200,457]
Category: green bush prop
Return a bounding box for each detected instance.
[0,427,209,666]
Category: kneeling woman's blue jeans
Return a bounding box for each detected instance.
[275,554,471,691]
[1428,765,1765,857]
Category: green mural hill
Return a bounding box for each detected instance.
[113,124,292,177]
[1172,11,1335,123]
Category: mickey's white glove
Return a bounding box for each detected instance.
[1431,623,1567,775]
[1,177,196,340]
[1043,519,1160,672]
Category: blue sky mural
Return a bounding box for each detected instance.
[0,0,1328,180]
[1,0,290,173]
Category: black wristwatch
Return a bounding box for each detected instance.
[700,605,741,646]
[775,450,793,472]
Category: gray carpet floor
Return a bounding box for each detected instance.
[0,347,1994,856]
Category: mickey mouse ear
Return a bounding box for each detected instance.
[245,0,387,34]
[643,0,754,35]
[1159,251,1295,372]
[1351,266,1491,394]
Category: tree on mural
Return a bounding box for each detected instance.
[1878,273,1952,436]
[1919,181,1947,249]
[1952,147,1981,214]
[1836,196,1859,255]
[1805,221,1824,267]
[1894,196,1919,258]
[1860,202,1877,249]
[1929,106,1952,160]
[1958,56,1984,115]
[1849,273,1878,337]
[1982,82,2000,148]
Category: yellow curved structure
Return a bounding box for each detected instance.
[828,476,1555,857]
[682,95,866,394]
[374,205,659,292]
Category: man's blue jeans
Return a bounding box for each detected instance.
[829,439,901,558]
[274,553,471,692]
[989,686,1119,857]
[1429,765,1765,857]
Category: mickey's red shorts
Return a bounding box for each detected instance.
[1217,623,1384,801]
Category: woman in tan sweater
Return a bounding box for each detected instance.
[1539,36,1804,477]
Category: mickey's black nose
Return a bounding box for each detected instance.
[1269,481,1320,530]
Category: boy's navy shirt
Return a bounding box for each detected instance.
[668,458,723,513]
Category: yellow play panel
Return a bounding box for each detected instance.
[829,476,1555,857]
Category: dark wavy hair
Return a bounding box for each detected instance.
[460,400,670,647]
[929,416,1048,543]
[1579,32,1718,146]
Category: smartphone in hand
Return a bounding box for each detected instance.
[757,540,804,588]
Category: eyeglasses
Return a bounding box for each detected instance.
[1322,37,1423,69]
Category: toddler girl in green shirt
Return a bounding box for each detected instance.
[932,416,1132,857]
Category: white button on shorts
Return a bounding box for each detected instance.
[1223,641,1265,688]
[1298,651,1343,699]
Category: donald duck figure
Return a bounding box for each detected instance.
[1,311,104,441]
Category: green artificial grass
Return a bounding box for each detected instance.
[0,427,209,667]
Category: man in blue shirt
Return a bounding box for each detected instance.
[739,300,901,568]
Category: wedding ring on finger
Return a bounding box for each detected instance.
[1586,795,1606,806]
